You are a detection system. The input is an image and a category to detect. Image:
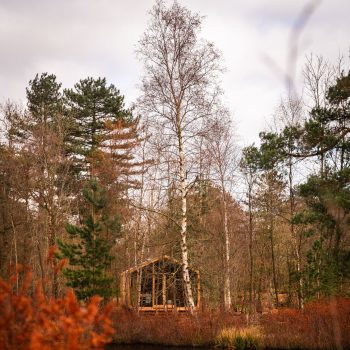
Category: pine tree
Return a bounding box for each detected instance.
[64,76,143,222]
[27,72,63,127]
[57,179,120,300]
[257,70,350,300]
[64,77,133,177]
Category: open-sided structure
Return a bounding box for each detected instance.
[120,256,200,311]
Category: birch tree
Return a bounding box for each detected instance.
[205,115,238,310]
[137,0,223,309]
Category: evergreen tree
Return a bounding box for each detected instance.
[257,70,350,300]
[294,72,350,299]
[27,72,63,127]
[64,77,133,177]
[64,76,143,222]
[25,73,72,297]
[57,179,120,300]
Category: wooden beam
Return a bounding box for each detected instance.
[197,271,201,309]
[152,263,155,308]
[162,272,166,308]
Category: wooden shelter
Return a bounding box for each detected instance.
[120,256,200,311]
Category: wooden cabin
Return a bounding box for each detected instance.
[120,256,200,311]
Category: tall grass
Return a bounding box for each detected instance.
[215,326,262,349]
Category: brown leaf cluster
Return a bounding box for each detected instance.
[0,266,115,350]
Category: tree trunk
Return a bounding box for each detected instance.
[177,117,195,310]
[288,157,304,309]
[10,215,19,293]
[270,219,279,307]
[221,183,231,310]
[248,182,254,313]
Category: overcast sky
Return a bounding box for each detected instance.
[0,0,349,146]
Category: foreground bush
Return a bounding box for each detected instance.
[0,267,114,350]
[215,326,262,349]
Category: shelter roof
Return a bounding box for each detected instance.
[121,255,198,274]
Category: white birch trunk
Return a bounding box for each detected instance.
[222,190,231,310]
[295,243,304,309]
[177,118,195,310]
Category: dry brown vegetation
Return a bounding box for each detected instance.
[112,298,350,349]
[0,266,114,350]
[112,307,247,346]
[262,298,350,349]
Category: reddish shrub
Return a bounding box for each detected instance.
[0,267,114,350]
[112,307,247,346]
[262,298,350,349]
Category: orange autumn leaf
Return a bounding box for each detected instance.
[0,265,115,350]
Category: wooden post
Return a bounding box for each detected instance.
[152,263,155,309]
[197,271,201,309]
[127,273,131,306]
[120,272,126,305]
[162,272,166,309]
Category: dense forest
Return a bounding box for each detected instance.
[0,1,349,349]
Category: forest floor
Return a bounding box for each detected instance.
[111,298,350,349]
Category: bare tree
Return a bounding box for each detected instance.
[205,115,238,310]
[303,54,339,109]
[137,0,223,309]
[240,146,259,313]
[275,96,305,309]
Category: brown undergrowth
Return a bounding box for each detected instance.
[112,307,247,346]
[1,264,349,350]
[262,298,350,349]
[112,299,350,349]
[0,265,115,350]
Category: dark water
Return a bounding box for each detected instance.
[106,344,211,350]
